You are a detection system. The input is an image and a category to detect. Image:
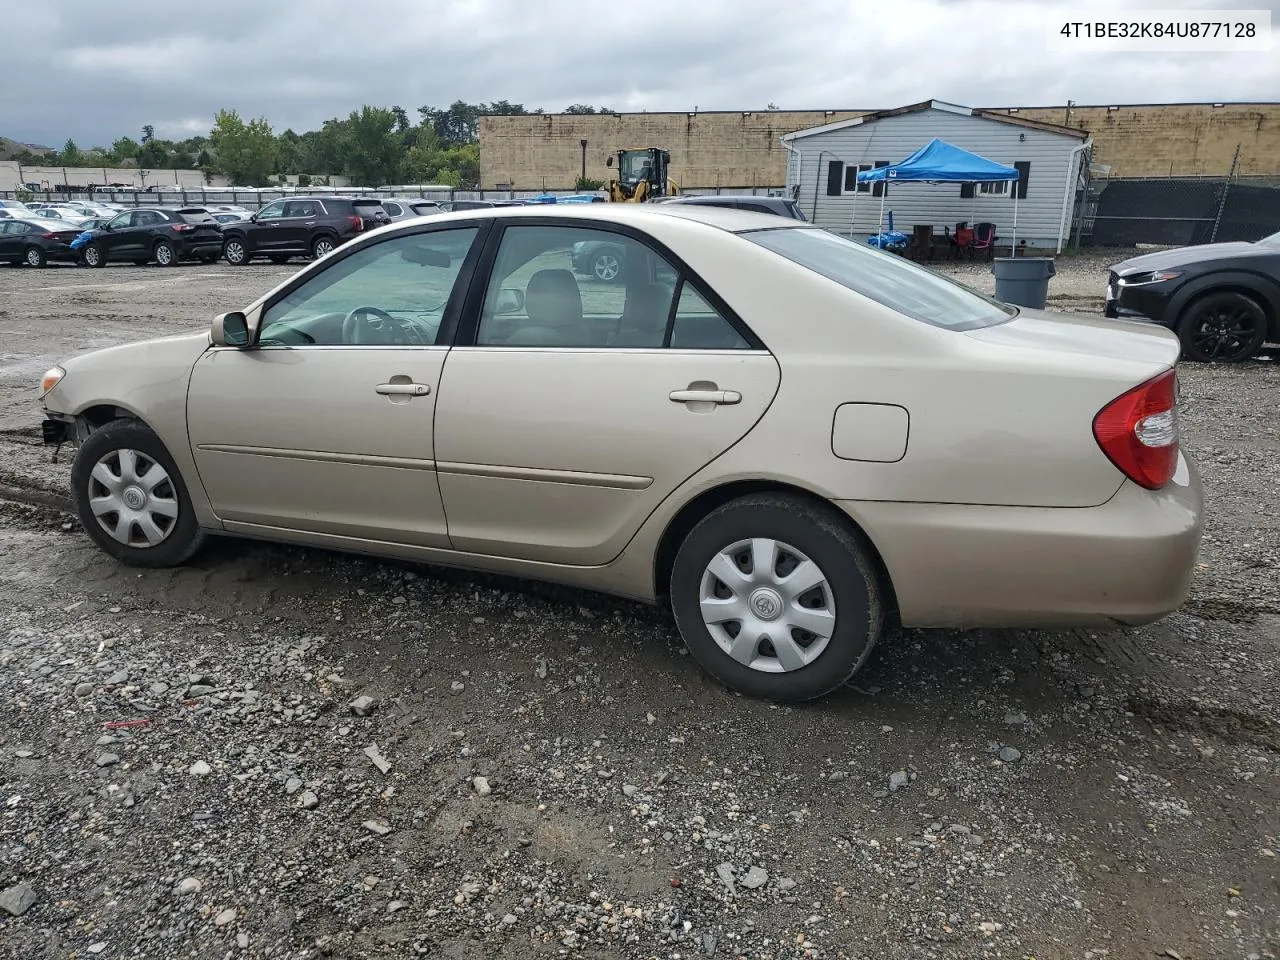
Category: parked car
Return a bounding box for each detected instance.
[0,199,33,215]
[81,207,223,267]
[381,198,444,221]
[0,217,84,267]
[219,196,389,265]
[1105,230,1280,362]
[660,195,808,220]
[38,204,1202,702]
[571,237,626,282]
[29,205,92,226]
[211,212,248,225]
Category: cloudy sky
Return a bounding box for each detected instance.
[4,0,1278,147]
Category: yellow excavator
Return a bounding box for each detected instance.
[605,147,680,202]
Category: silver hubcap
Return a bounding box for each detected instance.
[699,538,836,674]
[87,448,179,548]
[156,245,172,264]
[85,247,99,265]
[226,242,244,262]
[594,254,619,281]
[315,240,333,257]
[27,248,40,266]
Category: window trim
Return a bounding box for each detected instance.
[453,217,767,352]
[976,180,1011,197]
[842,163,873,195]
[249,220,492,349]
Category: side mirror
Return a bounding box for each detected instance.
[495,288,524,315]
[211,311,250,348]
[249,213,259,222]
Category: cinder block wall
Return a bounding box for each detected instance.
[481,103,1280,188]
[984,103,1280,177]
[479,111,866,189]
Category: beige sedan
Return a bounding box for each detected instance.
[38,204,1203,701]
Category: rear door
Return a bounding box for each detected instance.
[433,221,781,565]
[0,222,22,262]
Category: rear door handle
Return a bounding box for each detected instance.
[375,382,430,396]
[669,389,741,405]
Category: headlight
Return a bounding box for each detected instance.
[1118,270,1182,286]
[40,365,66,396]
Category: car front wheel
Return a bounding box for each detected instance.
[1178,291,1267,363]
[669,493,883,702]
[82,244,105,268]
[70,419,206,568]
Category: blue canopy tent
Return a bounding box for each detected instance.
[854,138,1022,255]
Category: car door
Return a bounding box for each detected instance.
[432,221,782,566]
[0,222,22,262]
[247,199,287,254]
[185,224,484,547]
[279,200,316,252]
[99,211,136,260]
[129,209,165,258]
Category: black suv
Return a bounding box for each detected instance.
[82,207,223,267]
[219,196,390,266]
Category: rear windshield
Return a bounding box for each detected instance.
[744,227,1015,330]
[178,208,215,222]
[352,200,387,215]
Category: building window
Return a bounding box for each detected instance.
[977,180,1010,197]
[843,163,873,194]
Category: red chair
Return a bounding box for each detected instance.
[951,225,975,260]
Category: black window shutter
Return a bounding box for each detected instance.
[871,160,889,197]
[826,160,843,196]
[959,182,975,198]
[1014,161,1030,198]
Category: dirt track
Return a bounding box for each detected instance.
[1,257,1277,960]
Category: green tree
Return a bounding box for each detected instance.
[141,124,155,143]
[209,109,277,185]
[111,137,140,163]
[563,104,614,115]
[58,139,83,166]
[342,105,404,186]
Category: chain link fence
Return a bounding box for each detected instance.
[1083,172,1280,247]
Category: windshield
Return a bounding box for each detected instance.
[744,227,1015,330]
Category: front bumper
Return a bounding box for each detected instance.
[841,452,1204,629]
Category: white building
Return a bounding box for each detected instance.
[781,100,1091,252]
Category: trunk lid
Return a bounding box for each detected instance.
[965,307,1181,369]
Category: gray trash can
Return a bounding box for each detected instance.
[992,257,1056,309]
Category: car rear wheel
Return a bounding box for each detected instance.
[70,419,205,568]
[591,249,621,282]
[223,238,249,266]
[1178,291,1267,363]
[312,236,335,259]
[669,493,883,702]
[24,245,46,268]
[83,244,105,268]
[153,240,177,267]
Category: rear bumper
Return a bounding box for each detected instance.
[839,453,1204,629]
[176,237,223,257]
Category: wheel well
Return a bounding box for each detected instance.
[1182,285,1278,337]
[79,405,138,432]
[652,480,899,622]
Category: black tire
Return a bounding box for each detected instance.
[24,245,47,268]
[311,235,336,260]
[590,248,622,283]
[70,419,206,568]
[223,237,250,266]
[82,244,106,268]
[669,493,883,702]
[153,239,178,267]
[1178,291,1268,363]
[268,255,290,264]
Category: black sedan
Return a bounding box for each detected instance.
[1105,230,1280,362]
[0,217,84,267]
[81,207,223,267]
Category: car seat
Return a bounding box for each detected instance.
[502,269,583,345]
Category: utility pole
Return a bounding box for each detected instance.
[1064,100,1074,126]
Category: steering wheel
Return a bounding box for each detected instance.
[342,306,403,345]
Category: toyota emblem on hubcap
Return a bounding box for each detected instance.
[749,587,783,621]
[123,487,145,510]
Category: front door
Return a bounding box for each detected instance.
[433,222,781,566]
[246,199,287,255]
[98,210,135,261]
[186,225,483,547]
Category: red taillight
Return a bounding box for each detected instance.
[347,215,364,232]
[172,223,195,232]
[1092,369,1179,490]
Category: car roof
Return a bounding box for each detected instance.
[374,202,796,235]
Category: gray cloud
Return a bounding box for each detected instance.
[3,0,1277,147]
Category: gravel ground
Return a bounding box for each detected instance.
[1,255,1278,960]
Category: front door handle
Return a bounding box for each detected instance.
[669,389,741,405]
[375,382,430,396]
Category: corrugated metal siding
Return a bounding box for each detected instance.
[790,109,1080,248]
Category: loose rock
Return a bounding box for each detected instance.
[998,745,1023,763]
[95,753,120,768]
[472,776,492,796]
[189,760,212,776]
[740,866,769,889]
[214,908,237,927]
[0,883,37,917]
[349,695,376,716]
[174,877,203,896]
[888,770,910,792]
